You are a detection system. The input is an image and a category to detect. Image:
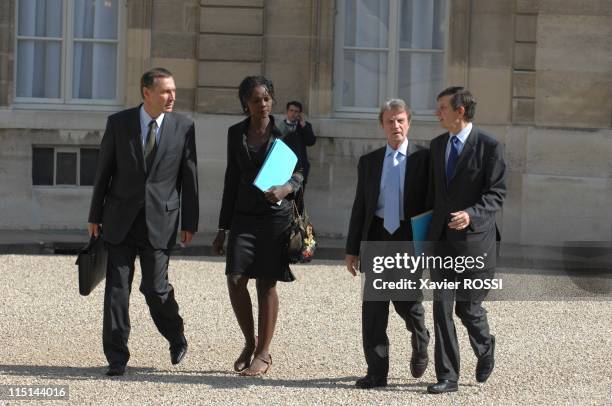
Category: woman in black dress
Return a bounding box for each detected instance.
[212,76,303,376]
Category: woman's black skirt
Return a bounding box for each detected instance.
[226,212,295,282]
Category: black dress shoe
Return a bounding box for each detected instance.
[355,375,387,389]
[105,365,125,376]
[476,335,495,383]
[427,380,458,394]
[170,342,188,365]
[410,351,429,378]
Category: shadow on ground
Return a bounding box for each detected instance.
[0,364,451,392]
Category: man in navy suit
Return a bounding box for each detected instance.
[346,99,430,389]
[88,68,199,376]
[426,87,506,393]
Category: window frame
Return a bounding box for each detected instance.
[32,145,99,188]
[333,0,450,118]
[13,0,127,109]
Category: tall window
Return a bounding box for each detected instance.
[15,0,123,105]
[334,0,447,115]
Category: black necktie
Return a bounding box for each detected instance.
[144,119,157,171]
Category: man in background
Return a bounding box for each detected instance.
[277,101,316,212]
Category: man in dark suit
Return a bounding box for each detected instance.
[345,99,430,389]
[276,101,316,213]
[426,87,506,393]
[277,101,316,184]
[88,68,199,376]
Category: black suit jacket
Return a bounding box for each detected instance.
[426,126,506,257]
[277,120,316,182]
[88,106,199,250]
[218,115,303,230]
[346,142,430,256]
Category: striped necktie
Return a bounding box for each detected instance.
[144,119,157,171]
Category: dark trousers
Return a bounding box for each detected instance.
[103,209,185,367]
[362,216,430,378]
[431,238,494,381]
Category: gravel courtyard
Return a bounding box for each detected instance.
[0,255,610,405]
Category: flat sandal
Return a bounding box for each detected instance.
[239,354,272,377]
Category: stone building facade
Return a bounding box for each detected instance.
[0,0,611,245]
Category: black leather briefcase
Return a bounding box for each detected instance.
[75,235,108,296]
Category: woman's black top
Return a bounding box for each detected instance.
[218,115,304,229]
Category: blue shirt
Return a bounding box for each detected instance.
[139,106,165,148]
[375,138,408,220]
[445,122,472,165]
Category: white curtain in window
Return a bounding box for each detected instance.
[336,0,447,113]
[73,0,117,99]
[16,0,62,98]
[344,0,389,108]
[72,0,89,98]
[410,0,433,108]
[398,0,445,111]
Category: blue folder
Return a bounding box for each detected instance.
[411,210,432,255]
[253,139,298,192]
[410,209,432,241]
